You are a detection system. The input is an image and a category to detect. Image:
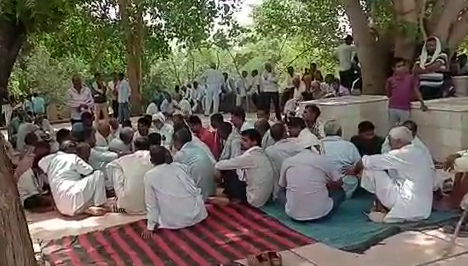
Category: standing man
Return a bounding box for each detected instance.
[31,93,46,117]
[336,35,356,89]
[202,63,224,116]
[108,72,120,118]
[1,87,12,126]
[67,75,93,125]
[249,69,261,111]
[236,70,249,109]
[92,73,109,123]
[117,73,131,124]
[260,63,281,121]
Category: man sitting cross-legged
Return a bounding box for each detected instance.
[108,127,134,154]
[105,137,153,214]
[279,144,345,222]
[38,140,108,216]
[215,129,275,207]
[287,117,321,153]
[142,146,208,239]
[255,118,274,149]
[322,120,361,198]
[347,126,434,223]
[173,128,216,200]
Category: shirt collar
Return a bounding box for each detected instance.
[322,136,342,142]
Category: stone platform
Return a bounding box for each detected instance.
[299,95,389,139]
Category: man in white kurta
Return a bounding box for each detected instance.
[38,149,107,216]
[144,146,208,232]
[108,127,134,154]
[287,117,322,153]
[152,113,174,149]
[202,63,224,115]
[173,129,216,200]
[322,120,361,198]
[219,126,242,160]
[215,129,275,207]
[359,127,434,223]
[106,137,153,214]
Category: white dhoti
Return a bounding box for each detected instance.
[361,169,398,210]
[342,175,359,199]
[204,86,220,115]
[57,170,107,216]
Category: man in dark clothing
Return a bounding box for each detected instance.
[350,121,384,156]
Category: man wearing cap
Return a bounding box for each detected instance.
[152,112,174,149]
[347,126,434,223]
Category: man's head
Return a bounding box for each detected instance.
[109,118,119,130]
[172,114,185,128]
[148,132,162,147]
[72,75,82,89]
[388,126,413,150]
[254,118,270,137]
[187,115,203,134]
[241,129,262,150]
[270,123,287,142]
[81,111,94,128]
[137,117,152,137]
[118,72,125,81]
[393,57,410,75]
[425,37,438,55]
[344,35,353,45]
[210,113,224,129]
[303,104,321,124]
[152,113,166,129]
[122,119,132,128]
[56,128,71,145]
[292,77,301,88]
[193,81,198,89]
[96,121,111,138]
[310,63,317,71]
[402,120,418,137]
[325,74,336,85]
[134,136,150,151]
[119,127,134,145]
[324,119,342,137]
[76,142,91,162]
[287,117,306,137]
[251,69,258,77]
[218,121,233,140]
[222,72,229,80]
[60,140,78,154]
[173,128,193,151]
[71,122,86,142]
[25,132,39,147]
[264,63,272,72]
[209,62,217,69]
[242,70,248,78]
[231,107,246,130]
[150,145,169,166]
[34,141,51,161]
[287,66,294,75]
[33,93,38,98]
[256,109,270,120]
[358,121,376,140]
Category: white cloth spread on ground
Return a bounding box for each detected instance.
[144,162,208,230]
[215,146,275,207]
[322,136,361,198]
[174,141,216,200]
[280,149,342,221]
[38,152,107,216]
[360,144,434,223]
[106,150,153,214]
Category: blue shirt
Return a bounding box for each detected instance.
[32,96,46,114]
[118,80,131,103]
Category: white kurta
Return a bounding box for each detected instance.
[219,130,242,160]
[108,137,132,153]
[106,150,153,214]
[297,128,322,153]
[146,103,159,116]
[215,146,275,207]
[361,144,434,223]
[174,141,216,200]
[38,152,107,216]
[322,136,361,198]
[261,130,275,149]
[95,131,109,147]
[17,168,40,205]
[144,162,208,230]
[178,99,192,117]
[265,139,303,199]
[154,123,174,149]
[89,147,118,188]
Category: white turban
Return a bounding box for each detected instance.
[152,112,166,123]
[388,126,413,143]
[324,119,341,136]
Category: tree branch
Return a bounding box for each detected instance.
[432,0,465,42]
[341,0,375,46]
[448,8,468,51]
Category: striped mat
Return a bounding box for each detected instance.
[41,203,314,266]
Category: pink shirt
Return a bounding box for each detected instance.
[197,128,220,160]
[386,74,418,110]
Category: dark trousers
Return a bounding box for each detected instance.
[420,85,443,100]
[112,100,119,118]
[339,69,355,89]
[222,170,247,203]
[260,92,281,121]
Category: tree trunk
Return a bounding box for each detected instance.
[0,138,36,266]
[0,18,26,90]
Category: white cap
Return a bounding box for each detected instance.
[388,126,413,143]
[152,112,166,123]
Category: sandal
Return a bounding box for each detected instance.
[267,251,282,266]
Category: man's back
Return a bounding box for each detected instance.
[322,136,361,170]
[204,69,223,86]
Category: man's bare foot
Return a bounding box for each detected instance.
[367,211,386,223]
[84,206,107,216]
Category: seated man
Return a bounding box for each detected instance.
[142,146,208,237]
[187,115,220,159]
[146,100,159,116]
[215,129,274,207]
[173,128,215,200]
[95,121,111,147]
[280,146,344,221]
[350,121,385,156]
[219,121,242,160]
[255,118,274,149]
[38,141,108,216]
[148,132,162,147]
[106,137,153,214]
[231,107,254,132]
[381,120,429,154]
[108,127,134,154]
[16,116,40,151]
[265,123,302,199]
[84,129,118,188]
[322,120,361,198]
[108,118,121,141]
[287,117,321,153]
[349,127,434,223]
[134,116,153,139]
[152,112,174,149]
[443,150,468,210]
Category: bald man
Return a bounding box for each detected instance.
[348,127,434,223]
[95,121,111,147]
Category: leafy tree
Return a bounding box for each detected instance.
[254,0,468,94]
